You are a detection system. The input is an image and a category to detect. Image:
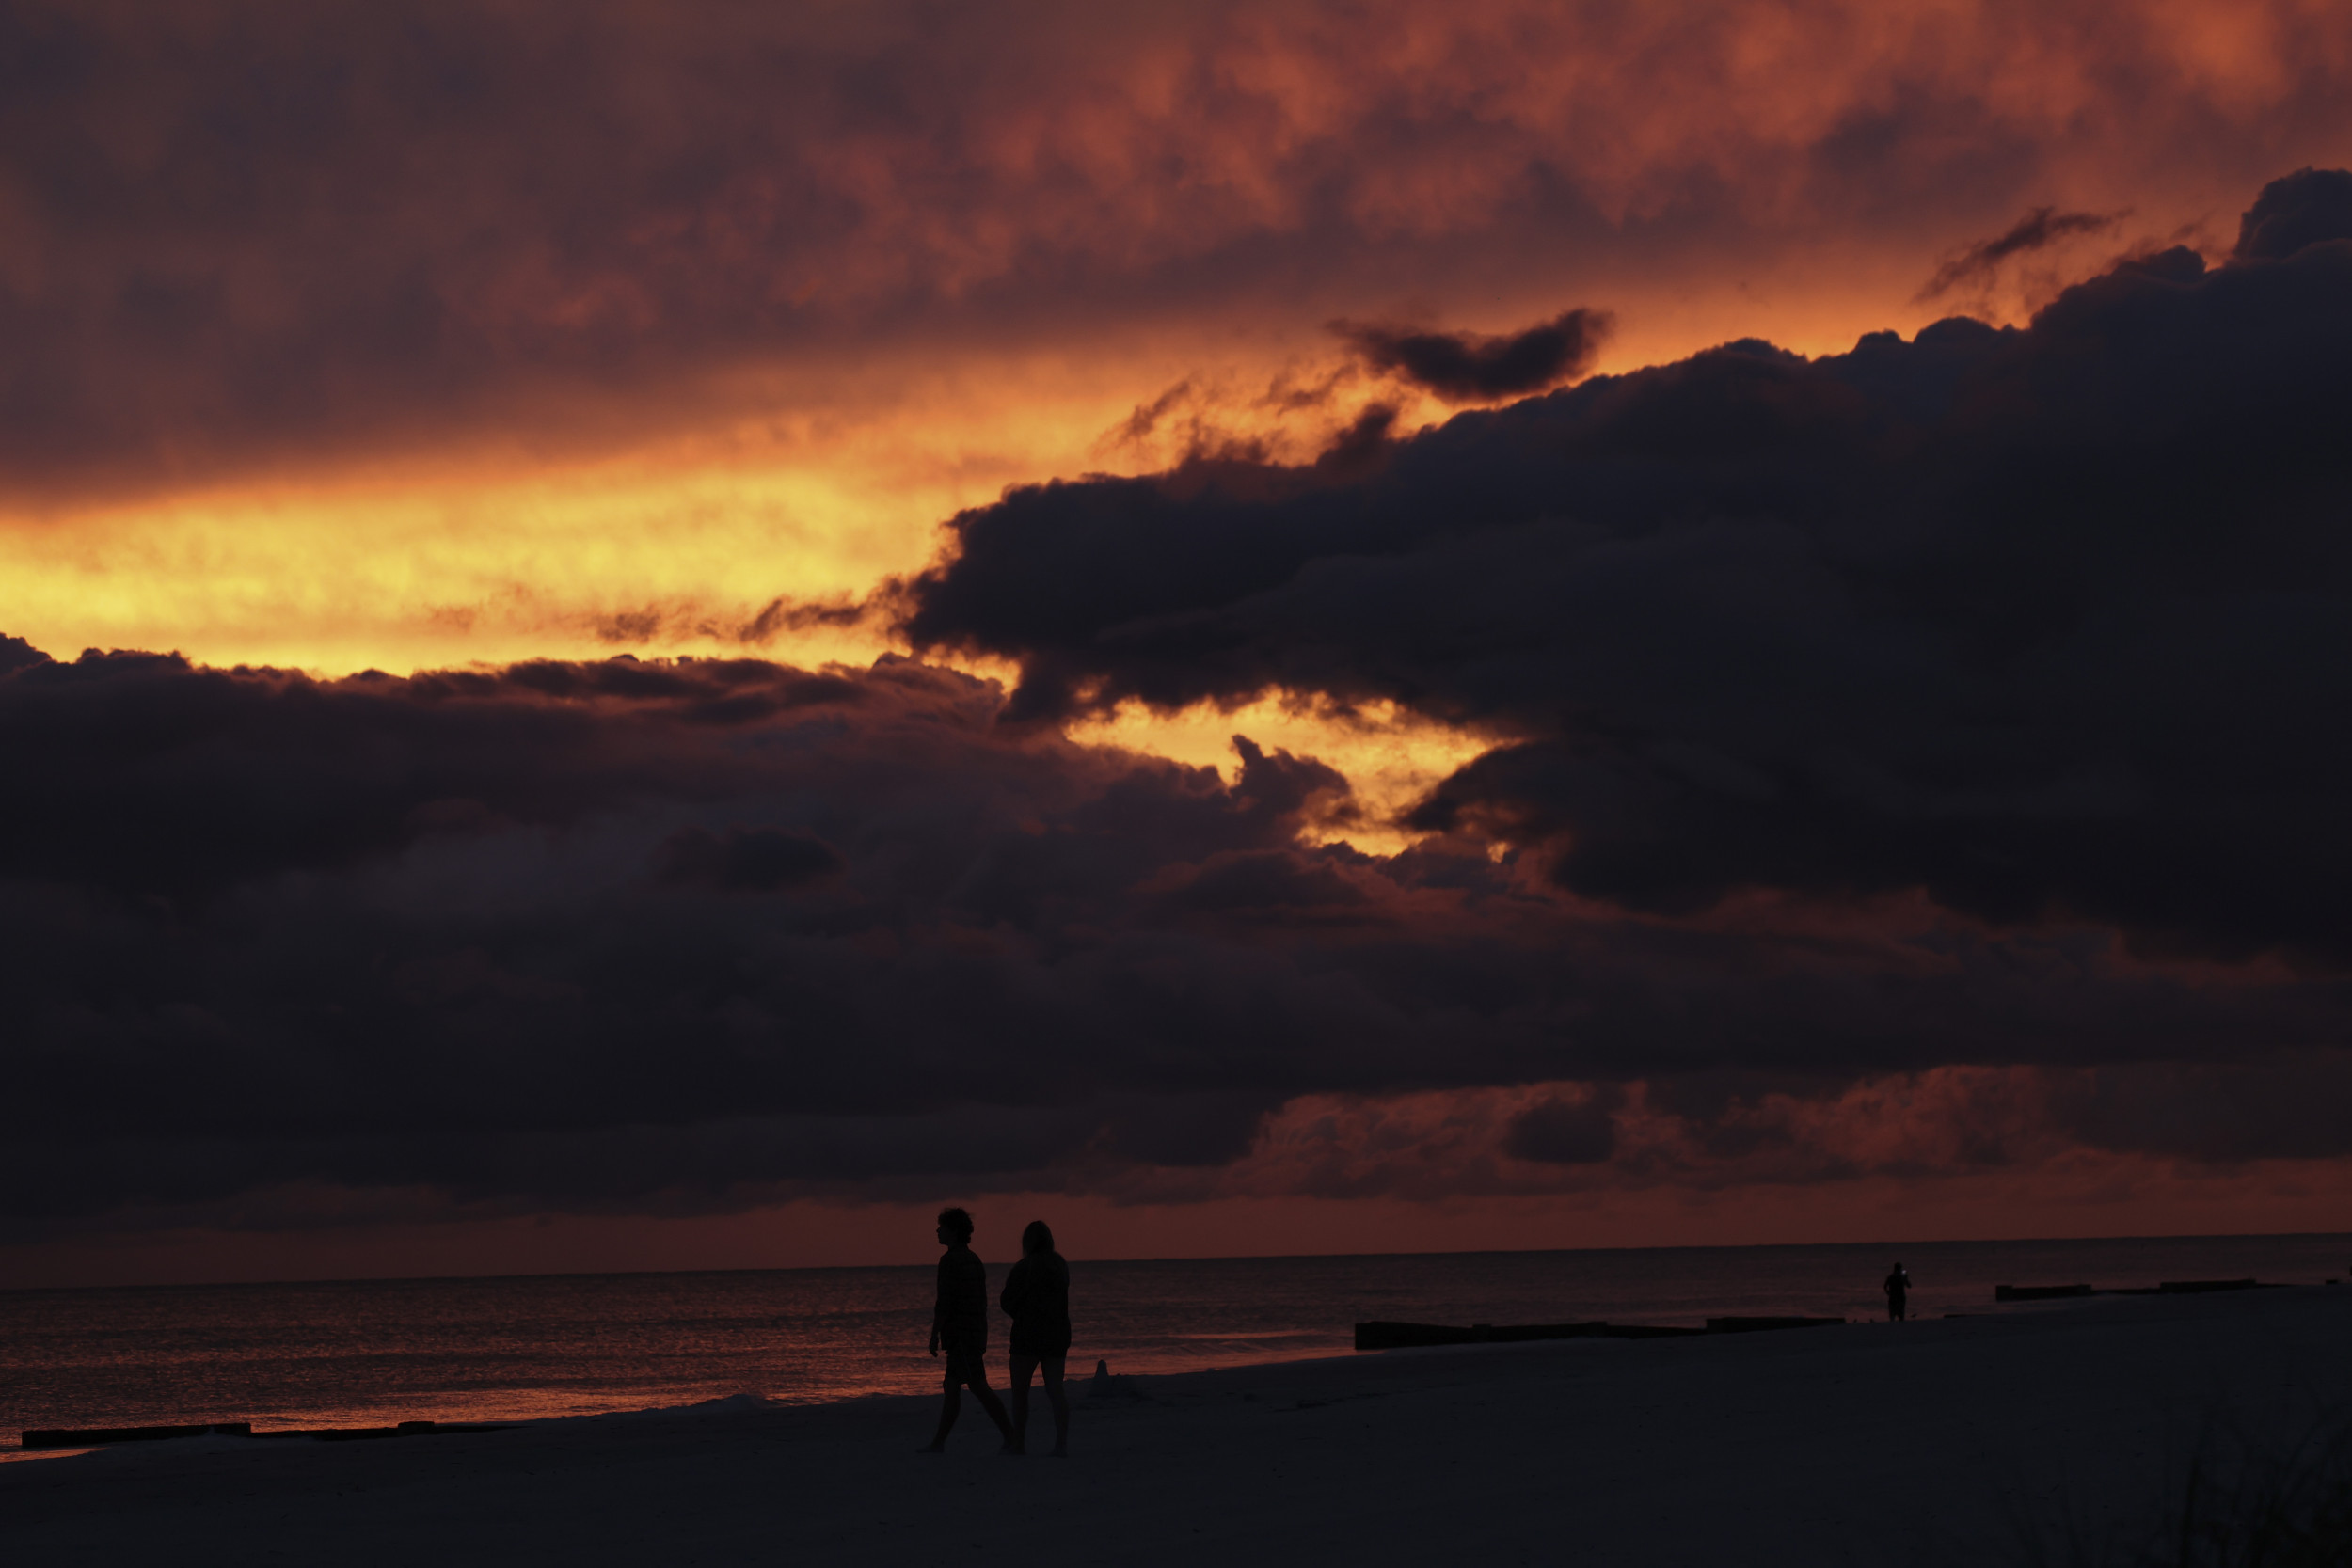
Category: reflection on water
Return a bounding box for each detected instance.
[3,1233,2344,1437]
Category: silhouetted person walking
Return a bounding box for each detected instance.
[1884,1261,1912,1322]
[1000,1219,1073,1458]
[920,1207,1016,1453]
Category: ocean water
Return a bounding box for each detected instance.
[5,1233,2346,1444]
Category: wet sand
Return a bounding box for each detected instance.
[5,1284,2346,1566]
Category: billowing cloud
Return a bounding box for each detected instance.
[2235,166,2352,261]
[907,172,2352,970]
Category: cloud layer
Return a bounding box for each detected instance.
[12,137,2352,1250]
[5,608,2348,1238]
[7,0,2352,498]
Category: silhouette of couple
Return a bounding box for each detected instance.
[920,1207,1071,1458]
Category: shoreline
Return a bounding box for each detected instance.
[0,1286,2181,1459]
[12,1271,2310,1456]
[12,1233,2346,1449]
[6,1285,2347,1565]
[12,1239,2344,1447]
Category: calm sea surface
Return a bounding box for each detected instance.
[5,1234,2346,1444]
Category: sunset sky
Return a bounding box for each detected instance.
[7,0,2352,1287]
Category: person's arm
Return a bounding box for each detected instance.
[929,1258,945,1356]
[1000,1258,1026,1320]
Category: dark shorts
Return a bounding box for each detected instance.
[1009,1316,1073,1362]
[941,1329,988,1386]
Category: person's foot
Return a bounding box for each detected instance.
[1048,1446,1068,1459]
[917,1442,946,1453]
[999,1440,1025,1456]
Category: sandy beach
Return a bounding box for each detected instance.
[5,1284,2346,1566]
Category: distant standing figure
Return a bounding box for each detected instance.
[1884,1261,1912,1322]
[1000,1219,1073,1458]
[920,1207,1017,1453]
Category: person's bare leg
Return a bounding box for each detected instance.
[946,1372,1011,1457]
[1008,1354,1036,1454]
[920,1385,961,1452]
[968,1374,1018,1452]
[1042,1358,1069,1457]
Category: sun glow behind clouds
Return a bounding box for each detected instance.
[0,355,1165,676]
[0,335,1516,846]
[0,268,2035,675]
[0,264,2164,853]
[1070,697,1502,855]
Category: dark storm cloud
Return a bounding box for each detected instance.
[0,643,1374,1225]
[1915,205,2121,299]
[0,646,874,900]
[0,633,46,675]
[906,170,2352,968]
[654,827,844,893]
[2234,166,2352,261]
[7,634,2347,1234]
[1335,309,1613,403]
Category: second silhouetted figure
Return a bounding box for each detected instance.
[1000,1219,1073,1457]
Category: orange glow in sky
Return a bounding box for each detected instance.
[0,230,2218,696]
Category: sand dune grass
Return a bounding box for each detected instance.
[2017,1410,2352,1567]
